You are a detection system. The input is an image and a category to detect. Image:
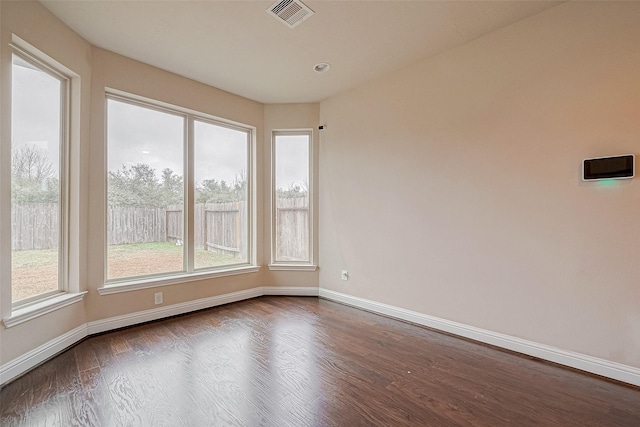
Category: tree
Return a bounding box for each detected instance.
[12,144,53,181]
[11,144,58,203]
[232,169,247,201]
[276,179,308,199]
[195,179,236,203]
[107,163,248,207]
[195,170,247,204]
[108,163,164,207]
[160,168,183,206]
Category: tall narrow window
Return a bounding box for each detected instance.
[194,120,249,269]
[272,131,312,264]
[106,98,185,280]
[11,50,68,304]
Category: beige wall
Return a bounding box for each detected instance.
[319,1,640,368]
[3,0,638,377]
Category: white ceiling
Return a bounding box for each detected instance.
[41,1,562,104]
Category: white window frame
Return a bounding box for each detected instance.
[269,129,316,270]
[9,43,70,308]
[101,91,258,293]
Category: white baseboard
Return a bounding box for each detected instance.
[87,287,263,335]
[0,324,88,386]
[262,286,319,296]
[4,287,638,388]
[2,286,266,386]
[319,288,640,387]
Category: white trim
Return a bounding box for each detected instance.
[271,130,314,266]
[3,292,87,328]
[98,266,261,295]
[1,287,270,386]
[318,288,640,387]
[0,324,87,385]
[91,286,316,334]
[268,264,317,271]
[10,41,73,304]
[5,288,638,388]
[106,88,256,131]
[262,286,319,296]
[89,287,262,334]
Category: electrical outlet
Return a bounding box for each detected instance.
[341,270,348,281]
[154,292,163,305]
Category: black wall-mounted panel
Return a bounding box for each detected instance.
[583,155,634,181]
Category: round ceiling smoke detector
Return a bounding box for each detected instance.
[313,62,331,73]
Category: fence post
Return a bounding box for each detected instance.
[203,206,208,250]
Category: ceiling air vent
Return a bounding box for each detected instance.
[268,0,314,29]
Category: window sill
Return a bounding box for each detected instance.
[98,265,261,295]
[268,264,317,272]
[3,292,88,328]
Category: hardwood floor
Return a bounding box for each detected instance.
[1,296,639,426]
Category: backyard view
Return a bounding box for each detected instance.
[274,132,311,262]
[11,51,63,302]
[11,85,308,303]
[13,184,308,300]
[106,99,255,280]
[11,243,238,301]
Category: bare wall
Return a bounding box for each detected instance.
[318,1,640,368]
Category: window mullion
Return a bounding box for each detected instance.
[186,116,195,273]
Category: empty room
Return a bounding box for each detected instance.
[1,1,639,425]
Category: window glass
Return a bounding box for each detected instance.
[194,120,249,269]
[273,133,310,263]
[11,53,65,302]
[106,94,254,283]
[106,98,185,280]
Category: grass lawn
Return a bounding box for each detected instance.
[12,241,241,302]
[12,249,59,302]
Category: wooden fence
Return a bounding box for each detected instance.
[276,197,309,261]
[13,200,309,261]
[165,207,183,243]
[201,202,247,258]
[107,206,167,245]
[12,203,59,251]
[167,202,248,258]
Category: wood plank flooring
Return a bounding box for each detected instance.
[1,296,639,426]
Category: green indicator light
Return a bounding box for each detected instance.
[598,179,618,187]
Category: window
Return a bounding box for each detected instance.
[106,94,254,284]
[271,131,313,265]
[194,120,249,269]
[10,47,69,305]
[106,99,185,280]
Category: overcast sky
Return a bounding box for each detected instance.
[12,56,61,177]
[108,98,308,189]
[13,58,308,191]
[107,99,185,178]
[108,98,249,186]
[275,134,309,190]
